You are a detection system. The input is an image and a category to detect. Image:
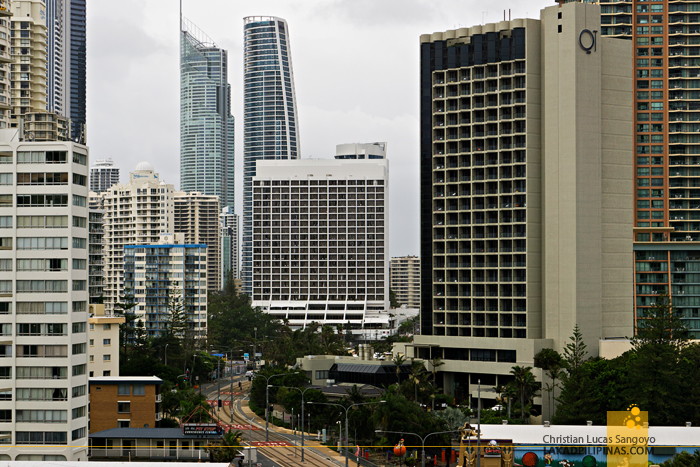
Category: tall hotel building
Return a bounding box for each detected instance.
[89,158,119,194]
[0,5,10,130]
[0,139,89,461]
[251,154,389,328]
[220,206,240,282]
[45,0,87,141]
[180,18,235,208]
[102,163,174,313]
[412,2,634,410]
[242,17,300,295]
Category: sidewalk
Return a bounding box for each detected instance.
[237,399,348,466]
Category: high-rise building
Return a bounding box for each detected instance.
[0,140,89,461]
[173,191,220,292]
[88,207,105,304]
[46,0,86,141]
[242,16,300,295]
[390,256,420,310]
[220,206,240,283]
[180,18,235,208]
[578,0,700,337]
[102,162,174,313]
[413,2,634,411]
[10,1,48,125]
[123,234,208,339]
[0,6,11,130]
[90,158,120,194]
[251,157,389,328]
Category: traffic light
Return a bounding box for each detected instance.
[186,369,190,382]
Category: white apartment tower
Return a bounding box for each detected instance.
[89,158,119,194]
[390,256,420,310]
[102,162,174,313]
[0,6,11,129]
[0,140,89,461]
[220,206,239,283]
[252,156,389,328]
[173,191,220,292]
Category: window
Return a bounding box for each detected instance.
[117,384,130,396]
[117,402,130,413]
[0,237,10,250]
[72,280,85,291]
[17,194,68,207]
[103,370,111,376]
[72,385,86,398]
[72,195,86,207]
[15,431,67,445]
[15,410,67,423]
[72,259,85,270]
[89,355,93,362]
[71,344,85,355]
[16,280,67,293]
[72,302,86,313]
[103,354,111,362]
[72,237,85,249]
[72,152,86,165]
[16,237,68,250]
[0,281,10,295]
[72,174,86,186]
[0,259,11,272]
[71,364,85,376]
[0,152,11,164]
[71,427,85,441]
[0,216,10,228]
[0,174,9,185]
[89,339,93,346]
[103,338,111,346]
[133,384,145,396]
[72,216,86,228]
[118,420,130,428]
[103,324,111,331]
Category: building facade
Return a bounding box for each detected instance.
[0,6,11,130]
[220,206,239,283]
[88,304,123,378]
[102,162,174,314]
[173,191,220,292]
[335,142,387,160]
[88,207,104,303]
[10,0,48,126]
[390,256,420,309]
[252,158,389,328]
[123,235,207,339]
[415,2,634,413]
[46,0,86,141]
[242,16,300,295]
[90,158,119,194]
[88,376,162,434]
[0,140,90,461]
[180,18,234,208]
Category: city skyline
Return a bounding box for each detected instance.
[86,0,553,258]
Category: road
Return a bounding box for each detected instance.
[204,376,344,467]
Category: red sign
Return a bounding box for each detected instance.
[252,441,293,447]
[225,424,261,431]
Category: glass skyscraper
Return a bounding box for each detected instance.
[242,16,300,294]
[180,18,235,208]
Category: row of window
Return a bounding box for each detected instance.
[0,280,87,293]
[0,301,85,314]
[0,258,86,271]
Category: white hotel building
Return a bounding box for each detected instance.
[251,151,389,329]
[0,139,89,461]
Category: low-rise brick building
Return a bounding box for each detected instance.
[89,376,163,434]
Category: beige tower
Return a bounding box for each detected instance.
[173,192,221,293]
[414,1,634,417]
[391,256,421,309]
[10,0,48,125]
[0,4,11,129]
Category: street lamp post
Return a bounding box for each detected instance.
[477,379,482,467]
[308,400,386,467]
[257,372,294,441]
[375,429,463,467]
[244,414,255,467]
[164,343,169,366]
[212,345,237,420]
[269,385,315,462]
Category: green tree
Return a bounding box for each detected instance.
[563,324,588,373]
[534,348,565,418]
[632,291,689,351]
[205,430,242,462]
[164,293,189,341]
[509,366,540,422]
[660,450,700,467]
[115,288,137,359]
[390,288,400,308]
[393,354,406,385]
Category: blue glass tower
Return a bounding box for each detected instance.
[180,18,235,208]
[242,16,300,294]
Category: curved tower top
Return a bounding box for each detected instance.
[242,15,300,294]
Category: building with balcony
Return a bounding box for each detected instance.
[390,255,420,310]
[0,139,90,461]
[88,303,123,378]
[88,207,104,303]
[0,4,11,129]
[220,206,240,283]
[90,158,119,194]
[10,1,48,126]
[242,16,300,295]
[414,1,634,417]
[251,157,389,328]
[335,142,387,160]
[174,191,220,292]
[88,376,163,434]
[123,234,207,339]
[101,162,174,314]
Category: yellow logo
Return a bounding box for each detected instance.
[607,405,649,467]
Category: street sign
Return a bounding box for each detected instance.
[182,423,221,436]
[243,353,250,361]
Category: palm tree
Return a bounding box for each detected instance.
[393,354,406,385]
[503,382,518,419]
[408,360,428,402]
[510,366,540,422]
[545,365,566,418]
[428,357,444,411]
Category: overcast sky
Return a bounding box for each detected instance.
[87,0,552,258]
